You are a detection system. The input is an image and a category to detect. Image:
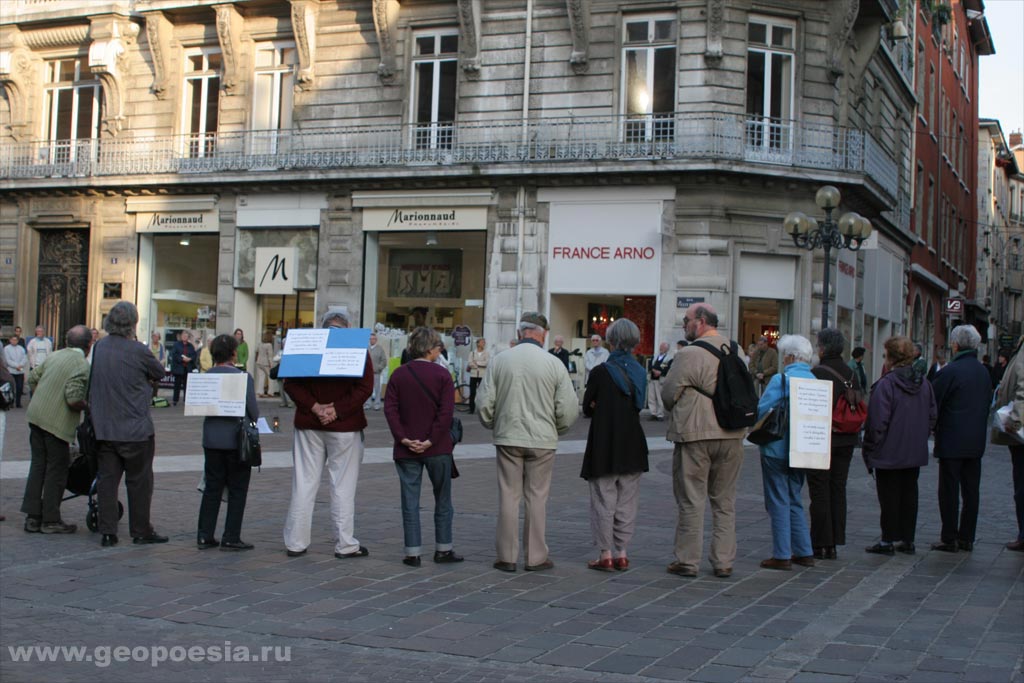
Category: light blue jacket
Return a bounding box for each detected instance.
[756,361,815,459]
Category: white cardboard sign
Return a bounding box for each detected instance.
[788,377,833,470]
[184,373,247,417]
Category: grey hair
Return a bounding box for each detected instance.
[519,321,545,334]
[816,327,846,357]
[776,334,814,365]
[407,326,441,359]
[606,318,640,352]
[66,324,92,351]
[104,301,139,337]
[321,310,350,328]
[950,324,981,351]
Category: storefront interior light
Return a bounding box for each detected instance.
[179,233,191,246]
[425,231,438,247]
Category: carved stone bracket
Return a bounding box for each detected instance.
[828,0,860,80]
[457,0,482,73]
[142,11,172,99]
[214,3,244,95]
[289,0,319,89]
[705,0,724,65]
[372,0,400,83]
[88,15,140,135]
[0,27,37,141]
[566,0,590,74]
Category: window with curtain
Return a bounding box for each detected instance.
[621,15,677,142]
[410,30,458,150]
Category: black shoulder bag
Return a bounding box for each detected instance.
[747,369,790,446]
[406,363,463,446]
[76,345,99,461]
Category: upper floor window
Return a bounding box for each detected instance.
[928,64,936,131]
[43,58,101,161]
[251,43,296,154]
[746,16,795,152]
[915,41,926,117]
[410,30,458,150]
[182,49,221,158]
[621,15,677,142]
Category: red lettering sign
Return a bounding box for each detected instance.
[553,245,656,260]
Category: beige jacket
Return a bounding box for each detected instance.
[369,344,388,374]
[992,340,1024,446]
[468,349,489,379]
[661,332,747,443]
[478,340,579,449]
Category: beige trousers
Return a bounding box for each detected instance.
[672,438,745,571]
[589,472,642,552]
[646,377,664,417]
[495,446,555,566]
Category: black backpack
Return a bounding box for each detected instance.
[691,340,759,429]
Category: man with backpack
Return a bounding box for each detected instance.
[662,304,754,579]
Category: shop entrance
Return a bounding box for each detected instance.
[259,291,316,340]
[36,228,89,348]
[149,233,218,348]
[549,294,656,356]
[739,297,791,351]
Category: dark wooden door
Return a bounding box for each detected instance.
[36,229,89,349]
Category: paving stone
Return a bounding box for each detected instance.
[818,644,878,661]
[585,654,655,674]
[688,664,749,682]
[801,659,867,676]
[534,644,613,668]
[713,648,768,668]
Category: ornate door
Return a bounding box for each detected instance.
[36,229,89,348]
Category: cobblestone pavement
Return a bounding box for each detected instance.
[1,401,1022,682]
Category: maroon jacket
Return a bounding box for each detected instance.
[284,351,374,432]
[384,360,454,459]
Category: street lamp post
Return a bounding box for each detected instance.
[783,185,873,329]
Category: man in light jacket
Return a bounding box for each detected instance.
[661,303,747,579]
[478,311,579,573]
[366,332,388,411]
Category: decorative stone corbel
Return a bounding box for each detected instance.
[142,11,172,99]
[566,0,590,74]
[705,0,724,65]
[88,15,140,135]
[828,0,860,81]
[457,0,482,73]
[372,0,400,83]
[0,27,37,141]
[214,3,244,95]
[289,0,318,89]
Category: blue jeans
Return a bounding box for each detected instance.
[395,454,454,556]
[761,456,813,560]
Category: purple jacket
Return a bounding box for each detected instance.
[862,365,937,470]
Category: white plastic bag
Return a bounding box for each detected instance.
[993,404,1024,445]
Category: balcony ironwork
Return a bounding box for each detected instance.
[0,112,898,199]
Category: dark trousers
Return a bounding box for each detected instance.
[875,467,919,544]
[937,458,981,544]
[469,377,482,413]
[1011,445,1024,542]
[197,447,252,543]
[11,374,23,408]
[172,373,188,404]
[806,446,854,548]
[395,454,454,555]
[21,424,70,522]
[96,438,155,537]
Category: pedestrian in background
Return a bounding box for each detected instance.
[3,335,26,408]
[756,334,816,571]
[149,332,166,399]
[26,326,53,372]
[198,334,213,373]
[929,325,992,553]
[233,328,249,372]
[197,334,258,551]
[170,330,196,406]
[581,318,649,572]
[992,336,1024,552]
[0,352,12,521]
[809,328,861,560]
[255,331,274,397]
[90,301,169,547]
[862,336,936,556]
[646,341,672,421]
[848,346,869,393]
[583,334,609,387]
[384,326,462,568]
[549,335,571,370]
[479,311,579,573]
[750,335,779,396]
[367,332,388,411]
[467,337,488,415]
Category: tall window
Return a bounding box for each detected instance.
[182,49,221,158]
[746,16,795,152]
[928,64,936,132]
[915,162,925,235]
[43,58,101,162]
[252,43,296,154]
[410,30,458,150]
[621,15,677,142]
[915,41,926,117]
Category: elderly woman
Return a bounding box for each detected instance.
[993,336,1024,552]
[808,328,862,560]
[467,337,489,414]
[384,326,463,567]
[255,331,274,397]
[581,318,649,571]
[863,336,936,555]
[756,334,816,570]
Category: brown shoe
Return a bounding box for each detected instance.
[524,559,554,572]
[1005,540,1024,552]
[760,558,792,570]
[713,567,733,578]
[791,555,816,567]
[492,560,516,572]
[666,561,698,578]
[613,557,629,571]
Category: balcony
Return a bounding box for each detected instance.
[0,113,898,200]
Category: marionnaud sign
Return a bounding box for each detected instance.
[363,207,486,231]
[254,247,297,295]
[135,211,218,233]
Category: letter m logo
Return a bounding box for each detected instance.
[254,247,297,294]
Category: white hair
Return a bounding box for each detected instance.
[519,321,544,334]
[950,324,981,351]
[776,334,814,365]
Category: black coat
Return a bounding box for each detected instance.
[170,341,196,376]
[931,350,993,460]
[580,363,649,480]
[811,353,862,448]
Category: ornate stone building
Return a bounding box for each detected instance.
[2,0,920,376]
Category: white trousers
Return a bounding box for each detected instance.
[646,377,664,417]
[283,429,363,555]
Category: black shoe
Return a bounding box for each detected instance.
[285,548,307,557]
[493,560,516,572]
[826,546,838,560]
[813,547,826,560]
[957,540,973,552]
[40,521,77,534]
[403,556,421,567]
[524,559,554,572]
[23,517,41,533]
[197,538,220,549]
[101,534,119,547]
[930,541,958,553]
[334,546,369,559]
[434,550,464,563]
[220,540,254,551]
[896,542,916,555]
[865,543,895,556]
[132,532,169,545]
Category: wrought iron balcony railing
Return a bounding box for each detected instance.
[0,113,898,199]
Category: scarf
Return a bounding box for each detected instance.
[605,349,648,411]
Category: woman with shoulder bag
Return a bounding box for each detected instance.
[756,334,816,571]
[196,334,259,551]
[383,327,463,567]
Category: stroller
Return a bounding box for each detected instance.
[62,449,123,532]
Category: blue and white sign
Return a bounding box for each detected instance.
[277,327,371,378]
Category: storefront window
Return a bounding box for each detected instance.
[150,233,218,346]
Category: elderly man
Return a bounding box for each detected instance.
[661,303,748,579]
[750,335,778,395]
[479,312,579,572]
[366,332,388,411]
[90,302,169,547]
[283,311,374,559]
[929,325,994,552]
[647,341,672,420]
[26,326,53,371]
[584,334,609,387]
[20,325,93,534]
[912,342,927,376]
[548,335,571,370]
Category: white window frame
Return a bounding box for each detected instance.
[181,47,221,159]
[408,28,459,151]
[745,15,796,155]
[42,58,101,164]
[251,42,297,155]
[620,14,677,143]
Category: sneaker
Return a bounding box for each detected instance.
[40,521,77,534]
[24,517,41,533]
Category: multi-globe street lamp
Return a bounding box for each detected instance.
[783,185,874,329]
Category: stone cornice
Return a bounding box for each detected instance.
[22,25,90,50]
[828,0,860,80]
[457,0,481,74]
[372,0,400,83]
[142,11,173,99]
[0,26,37,141]
[289,0,318,90]
[705,0,724,65]
[566,0,590,74]
[214,3,243,95]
